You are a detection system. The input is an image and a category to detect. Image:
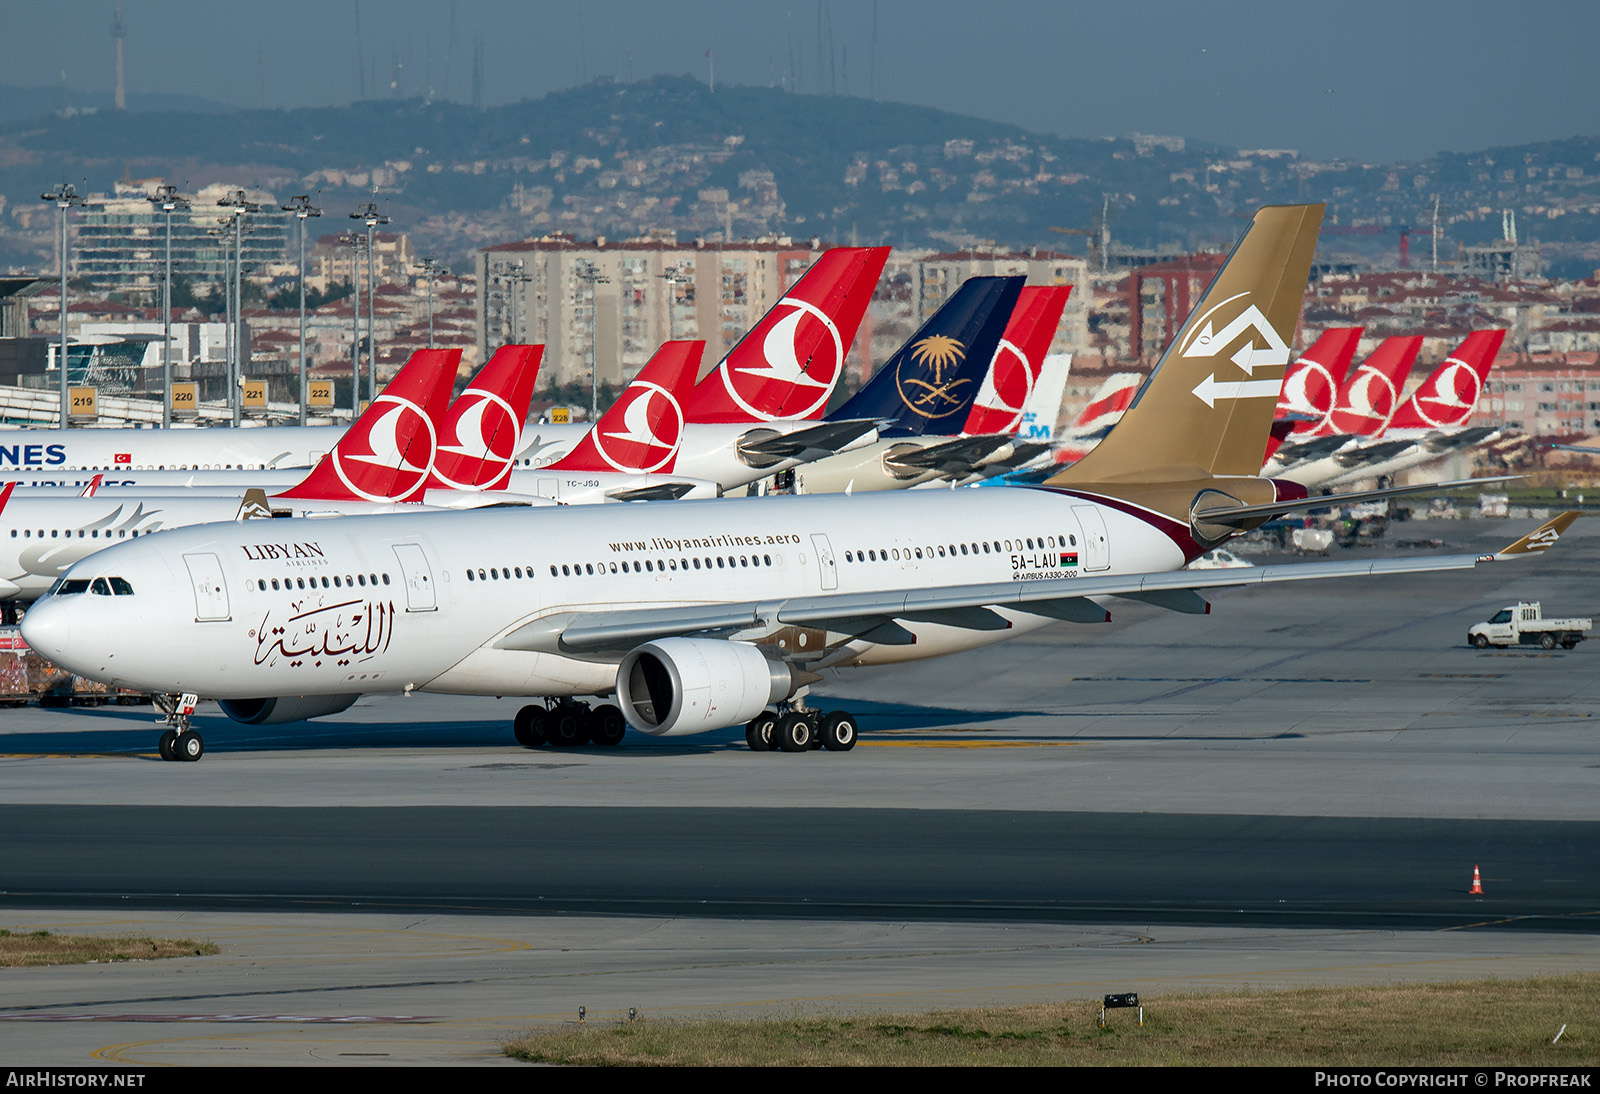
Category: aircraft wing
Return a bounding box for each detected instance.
[495,512,1579,658]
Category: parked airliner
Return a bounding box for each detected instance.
[22,205,1557,763]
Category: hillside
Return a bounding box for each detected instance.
[2,76,1598,277]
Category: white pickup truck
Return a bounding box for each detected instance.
[1468,602,1592,650]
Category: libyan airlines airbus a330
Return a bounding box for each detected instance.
[21,204,1573,761]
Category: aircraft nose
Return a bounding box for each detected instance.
[19,600,71,661]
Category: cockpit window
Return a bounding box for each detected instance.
[109,577,134,596]
[56,579,91,596]
[90,578,112,596]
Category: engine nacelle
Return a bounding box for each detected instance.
[617,639,797,736]
[217,693,361,726]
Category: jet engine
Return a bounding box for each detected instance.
[616,639,799,736]
[217,693,361,725]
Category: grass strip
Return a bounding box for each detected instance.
[0,928,218,968]
[505,973,1600,1066]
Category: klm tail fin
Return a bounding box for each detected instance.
[964,285,1071,436]
[1051,204,1323,486]
[832,275,1024,437]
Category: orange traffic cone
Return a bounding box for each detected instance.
[1469,865,1484,895]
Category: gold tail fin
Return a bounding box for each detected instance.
[1049,204,1323,487]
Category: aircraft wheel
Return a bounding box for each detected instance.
[158,729,177,762]
[175,733,204,762]
[1471,635,1489,650]
[513,705,547,747]
[1540,633,1557,650]
[589,705,626,747]
[777,712,814,753]
[548,708,586,747]
[820,711,858,752]
[745,712,777,752]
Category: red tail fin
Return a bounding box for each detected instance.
[276,348,460,502]
[963,285,1071,435]
[682,247,889,423]
[429,344,543,491]
[1318,336,1422,438]
[1279,327,1363,436]
[1387,330,1505,431]
[551,341,703,473]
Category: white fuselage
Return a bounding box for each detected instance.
[22,489,1184,704]
[0,425,346,474]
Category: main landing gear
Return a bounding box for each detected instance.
[744,706,858,754]
[513,699,626,749]
[154,692,204,762]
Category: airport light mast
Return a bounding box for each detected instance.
[339,231,365,414]
[148,185,191,428]
[281,194,323,426]
[351,201,389,405]
[41,183,87,430]
[575,259,609,421]
[218,190,261,427]
[414,256,445,349]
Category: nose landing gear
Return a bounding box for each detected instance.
[154,692,205,762]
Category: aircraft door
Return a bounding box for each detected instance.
[182,552,231,622]
[391,543,438,611]
[1072,505,1111,572]
[811,533,838,590]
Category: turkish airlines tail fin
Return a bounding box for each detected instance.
[1051,204,1323,486]
[428,344,543,491]
[275,348,461,503]
[1319,335,1422,438]
[682,246,889,424]
[1387,329,1505,432]
[1279,326,1363,437]
[551,341,705,474]
[963,285,1072,436]
[832,275,1024,437]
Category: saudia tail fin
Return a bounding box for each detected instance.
[831,275,1024,437]
[428,344,543,491]
[550,340,704,474]
[276,348,460,503]
[1279,326,1363,436]
[1319,335,1422,438]
[1387,329,1505,432]
[963,285,1072,436]
[1050,204,1323,487]
[682,246,889,424]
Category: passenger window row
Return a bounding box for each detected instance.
[466,566,536,582]
[254,573,392,592]
[551,554,775,578]
[12,528,142,539]
[844,533,1074,564]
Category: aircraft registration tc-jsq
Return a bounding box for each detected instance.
[21,205,1571,762]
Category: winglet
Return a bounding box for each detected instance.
[78,473,104,498]
[236,488,274,521]
[1486,511,1581,561]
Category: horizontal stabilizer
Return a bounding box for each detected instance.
[736,418,881,463]
[1192,475,1522,526]
[605,482,701,502]
[884,434,1013,476]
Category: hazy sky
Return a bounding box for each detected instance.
[9,1,1597,163]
